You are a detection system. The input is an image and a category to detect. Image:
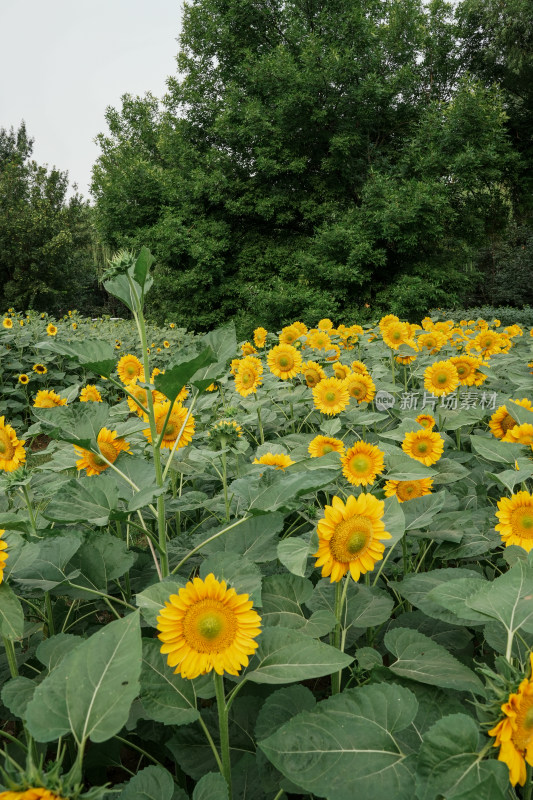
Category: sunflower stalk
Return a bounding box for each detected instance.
[2,637,18,678]
[331,576,350,695]
[214,672,233,798]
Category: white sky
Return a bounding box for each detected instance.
[0,0,182,198]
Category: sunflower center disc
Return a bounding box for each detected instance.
[197,612,224,640]
[350,456,369,473]
[279,357,289,367]
[322,444,333,454]
[502,415,517,432]
[331,515,373,561]
[515,510,533,535]
[524,706,533,730]
[417,442,428,453]
[437,373,447,384]
[325,392,336,403]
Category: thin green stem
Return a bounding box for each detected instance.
[114,735,167,769]
[66,584,136,610]
[257,405,265,445]
[372,539,400,586]
[197,715,224,774]
[220,439,230,522]
[2,637,18,678]
[214,672,232,798]
[523,764,532,800]
[402,534,409,575]
[171,515,250,574]
[45,591,55,636]
[331,576,350,694]
[20,485,37,535]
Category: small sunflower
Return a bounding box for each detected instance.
[417,331,447,354]
[332,362,351,380]
[416,413,435,430]
[402,429,444,466]
[279,324,301,345]
[488,653,533,786]
[318,318,334,331]
[495,491,533,552]
[312,378,350,416]
[306,329,332,351]
[253,326,268,348]
[3,318,13,329]
[308,435,345,458]
[267,344,302,380]
[79,385,103,403]
[301,361,326,388]
[344,372,376,403]
[0,788,67,799]
[157,573,262,679]
[32,363,47,375]
[341,441,385,486]
[169,322,176,329]
[46,323,57,337]
[33,390,67,408]
[17,374,29,385]
[253,452,295,470]
[234,357,263,397]
[503,423,533,447]
[423,360,459,397]
[384,478,434,503]
[208,420,243,446]
[241,341,257,356]
[74,428,131,476]
[449,355,482,386]
[471,329,502,357]
[144,401,195,450]
[490,399,533,440]
[350,360,369,375]
[163,340,170,348]
[117,354,145,385]
[313,493,391,582]
[0,529,8,582]
[381,321,416,351]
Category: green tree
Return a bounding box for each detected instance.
[0,122,101,314]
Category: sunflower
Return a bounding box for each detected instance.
[417,331,448,354]
[423,360,459,397]
[74,428,131,476]
[169,322,176,329]
[0,789,67,799]
[312,378,350,416]
[144,402,195,450]
[157,573,262,679]
[313,494,391,582]
[449,355,482,385]
[308,435,345,458]
[344,372,376,404]
[126,383,151,418]
[241,341,257,356]
[402,429,444,466]
[72,322,78,330]
[33,390,67,408]
[253,326,268,348]
[489,399,533,440]
[117,354,145,385]
[163,340,170,348]
[318,318,334,331]
[395,354,417,365]
[488,653,533,786]
[503,423,533,447]
[208,420,243,446]
[381,321,416,351]
[18,374,29,385]
[0,530,8,583]
[379,314,400,332]
[234,357,263,397]
[351,360,369,375]
[46,323,57,337]
[325,344,341,362]
[279,324,301,345]
[32,364,47,375]
[495,491,533,552]
[253,452,295,470]
[267,344,302,380]
[416,413,435,430]
[292,321,308,336]
[471,330,502,358]
[79,385,102,403]
[306,329,332,351]
[384,478,434,503]
[341,441,385,486]
[3,318,13,329]
[332,362,351,380]
[301,361,326,388]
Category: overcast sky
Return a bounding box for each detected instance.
[0,0,182,198]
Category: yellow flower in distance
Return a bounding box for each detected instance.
[503,423,533,448]
[312,378,350,416]
[0,787,67,799]
[488,653,533,786]
[33,390,67,408]
[144,402,195,450]
[306,328,332,351]
[279,324,301,345]
[0,418,26,473]
[344,372,376,404]
[253,326,268,348]
[418,330,447,354]
[308,435,345,458]
[3,318,13,329]
[0,530,8,583]
[384,478,434,503]
[381,320,416,351]
[318,318,334,331]
[234,356,263,397]
[490,399,533,440]
[416,413,435,430]
[253,452,295,470]
[301,361,326,388]
[402,429,444,466]
[46,323,57,336]
[313,494,391,582]
[495,491,533,552]
[157,573,262,679]
[241,341,257,356]
[74,428,130,476]
[18,374,29,385]
[79,385,103,403]
[117,353,145,385]
[267,344,302,380]
[32,363,47,375]
[424,360,459,397]
[449,355,481,385]
[342,441,385,486]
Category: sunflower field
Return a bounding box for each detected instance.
[0,248,533,800]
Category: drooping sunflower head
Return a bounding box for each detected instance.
[301,361,326,388]
[416,413,436,430]
[267,344,302,380]
[117,354,145,385]
[402,429,444,466]
[489,399,533,440]
[74,428,130,476]
[253,452,295,470]
[343,372,376,404]
[313,493,391,582]
[144,402,195,450]
[332,362,351,381]
[423,360,459,397]
[312,377,350,416]
[46,323,58,337]
[241,341,257,356]
[0,529,8,583]
[253,326,268,348]
[341,441,385,486]
[503,423,533,448]
[157,573,262,679]
[384,478,434,503]
[79,385,103,403]
[308,435,345,458]
[33,390,67,409]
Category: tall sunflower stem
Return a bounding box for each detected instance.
[257,405,265,445]
[220,438,230,522]
[331,577,350,695]
[524,765,532,800]
[214,672,232,798]
[2,637,18,678]
[20,485,37,535]
[45,591,55,637]
[390,353,395,387]
[402,533,409,575]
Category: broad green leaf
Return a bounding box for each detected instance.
[135,579,186,627]
[200,552,263,606]
[466,561,533,640]
[31,402,110,449]
[427,578,490,626]
[193,773,229,800]
[432,458,470,485]
[12,531,84,592]
[202,512,283,562]
[487,461,533,493]
[25,611,141,745]
[384,495,406,546]
[385,628,484,695]
[154,347,217,403]
[118,765,178,800]
[307,580,394,631]
[1,676,35,719]
[396,568,483,625]
[470,435,523,464]
[415,715,508,800]
[260,683,417,800]
[277,535,313,577]
[35,339,116,377]
[384,451,436,481]
[61,534,135,598]
[132,246,155,290]
[36,633,83,671]
[403,491,446,531]
[191,322,238,390]
[255,685,316,741]
[104,273,140,313]
[245,627,353,684]
[139,639,199,726]
[43,475,120,526]
[261,574,336,637]
[234,468,335,514]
